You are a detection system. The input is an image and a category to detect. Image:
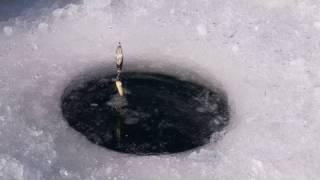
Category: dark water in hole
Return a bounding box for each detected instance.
[61,72,229,155]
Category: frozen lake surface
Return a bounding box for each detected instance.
[1,0,320,179]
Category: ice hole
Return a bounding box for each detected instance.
[61,72,230,155]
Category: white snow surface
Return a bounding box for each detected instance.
[1,0,320,179]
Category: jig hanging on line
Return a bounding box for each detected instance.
[115,42,125,96]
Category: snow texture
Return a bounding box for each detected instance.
[1,0,320,179]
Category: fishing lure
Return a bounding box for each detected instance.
[115,42,125,96]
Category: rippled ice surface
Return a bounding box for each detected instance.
[1,0,320,179]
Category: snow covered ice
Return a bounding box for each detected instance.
[1,0,320,179]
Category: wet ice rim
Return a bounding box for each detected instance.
[60,64,230,155]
